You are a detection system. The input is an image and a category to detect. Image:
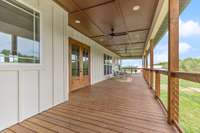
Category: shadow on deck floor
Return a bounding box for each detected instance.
[2,74,177,133]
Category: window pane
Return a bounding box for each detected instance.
[104,54,106,64]
[109,65,112,74]
[106,65,109,75]
[107,56,109,65]
[110,57,112,65]
[104,54,112,75]
[0,32,11,63]
[72,46,80,77]
[0,0,40,64]
[104,54,106,75]
[17,37,39,63]
[83,48,89,75]
[104,65,106,75]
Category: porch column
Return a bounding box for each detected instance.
[11,35,17,55]
[145,53,149,84]
[150,39,154,89]
[142,56,144,67]
[145,54,148,68]
[168,0,179,124]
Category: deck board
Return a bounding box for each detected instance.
[1,74,177,133]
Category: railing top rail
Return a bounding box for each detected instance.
[142,68,168,75]
[142,68,200,83]
[172,71,200,83]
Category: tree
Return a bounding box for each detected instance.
[1,49,11,56]
[156,58,200,72]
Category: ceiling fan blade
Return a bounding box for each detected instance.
[113,32,127,36]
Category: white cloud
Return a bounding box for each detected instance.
[179,42,191,53]
[154,44,168,64]
[154,42,191,64]
[179,19,200,37]
[154,52,168,64]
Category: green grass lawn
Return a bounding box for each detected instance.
[160,75,200,133]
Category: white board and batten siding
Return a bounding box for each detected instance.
[0,0,68,130]
[0,0,120,131]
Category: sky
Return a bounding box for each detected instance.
[122,0,200,66]
[121,59,142,67]
[154,0,200,64]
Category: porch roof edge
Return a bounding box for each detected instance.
[143,0,191,56]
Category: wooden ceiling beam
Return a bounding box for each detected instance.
[90,28,149,38]
[104,41,145,47]
[116,50,142,54]
[119,52,142,54]
[109,46,144,50]
[114,48,144,52]
[70,0,115,14]
[107,46,144,51]
[118,52,142,54]
[120,55,143,59]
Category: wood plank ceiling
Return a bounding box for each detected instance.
[55,0,159,58]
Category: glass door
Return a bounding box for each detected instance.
[69,39,90,92]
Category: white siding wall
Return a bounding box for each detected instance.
[0,0,68,131]
[0,71,18,130]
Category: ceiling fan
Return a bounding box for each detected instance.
[107,28,128,37]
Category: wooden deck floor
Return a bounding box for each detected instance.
[2,74,177,133]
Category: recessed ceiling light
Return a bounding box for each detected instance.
[133,5,140,11]
[75,20,80,24]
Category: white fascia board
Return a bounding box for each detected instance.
[143,0,168,56]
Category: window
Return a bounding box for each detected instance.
[0,0,40,64]
[104,54,112,75]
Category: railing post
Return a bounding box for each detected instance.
[148,70,150,85]
[168,0,179,124]
[145,54,150,86]
[150,39,154,89]
[155,71,160,98]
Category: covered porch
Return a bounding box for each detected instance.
[1,0,199,132]
[2,74,177,133]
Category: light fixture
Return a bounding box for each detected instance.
[75,20,80,24]
[133,5,140,11]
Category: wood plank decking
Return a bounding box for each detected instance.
[1,74,177,133]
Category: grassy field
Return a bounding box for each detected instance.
[160,75,200,133]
